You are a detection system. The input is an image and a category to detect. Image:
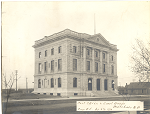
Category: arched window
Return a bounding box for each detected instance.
[104,79,108,91]
[51,78,54,88]
[73,77,77,87]
[73,46,77,53]
[38,79,41,88]
[112,80,114,90]
[111,65,114,74]
[88,78,92,90]
[58,78,61,87]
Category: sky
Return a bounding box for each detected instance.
[2,1,150,89]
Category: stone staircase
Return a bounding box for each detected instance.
[91,90,119,97]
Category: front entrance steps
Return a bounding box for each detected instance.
[85,90,119,97]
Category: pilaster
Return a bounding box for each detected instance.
[107,52,109,75]
[100,51,102,74]
[92,48,95,73]
[83,46,86,72]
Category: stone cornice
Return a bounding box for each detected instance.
[32,29,118,51]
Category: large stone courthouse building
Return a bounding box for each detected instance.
[32,29,119,97]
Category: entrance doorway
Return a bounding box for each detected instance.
[88,78,92,91]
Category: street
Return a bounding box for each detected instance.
[3,95,150,114]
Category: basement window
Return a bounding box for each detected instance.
[50,93,53,95]
[57,93,61,96]
[74,93,78,96]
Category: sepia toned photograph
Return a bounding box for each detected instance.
[1,1,150,114]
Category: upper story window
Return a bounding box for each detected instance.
[38,63,42,74]
[73,59,77,71]
[103,64,105,73]
[111,55,113,61]
[111,65,114,74]
[51,48,54,55]
[87,61,90,71]
[44,62,47,73]
[39,52,41,58]
[73,46,77,53]
[95,62,98,72]
[103,53,105,59]
[45,50,47,57]
[58,59,62,71]
[51,78,54,88]
[51,60,54,72]
[87,49,90,56]
[58,46,61,53]
[95,51,98,58]
[58,78,61,87]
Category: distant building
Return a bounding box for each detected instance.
[32,29,119,97]
[118,82,150,95]
[125,82,150,95]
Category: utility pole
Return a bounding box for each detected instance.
[26,78,28,93]
[94,13,96,35]
[15,70,17,91]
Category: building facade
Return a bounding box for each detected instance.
[32,29,119,97]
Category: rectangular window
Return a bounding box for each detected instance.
[58,46,61,53]
[44,62,47,73]
[51,78,54,88]
[104,79,108,91]
[111,55,113,61]
[103,53,105,59]
[95,51,98,57]
[87,61,90,71]
[57,93,61,96]
[73,59,77,71]
[97,79,100,90]
[39,52,41,58]
[95,62,98,72]
[51,48,54,55]
[111,65,114,74]
[45,50,47,57]
[73,78,77,87]
[74,93,78,95]
[51,60,54,72]
[73,46,76,53]
[39,63,42,74]
[50,93,53,95]
[87,49,90,55]
[58,59,62,71]
[38,79,41,88]
[58,78,61,87]
[103,64,105,73]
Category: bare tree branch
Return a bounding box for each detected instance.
[129,39,150,82]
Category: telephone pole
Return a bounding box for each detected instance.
[15,70,18,91]
[26,78,28,93]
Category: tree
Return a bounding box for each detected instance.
[130,39,150,82]
[2,73,15,114]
